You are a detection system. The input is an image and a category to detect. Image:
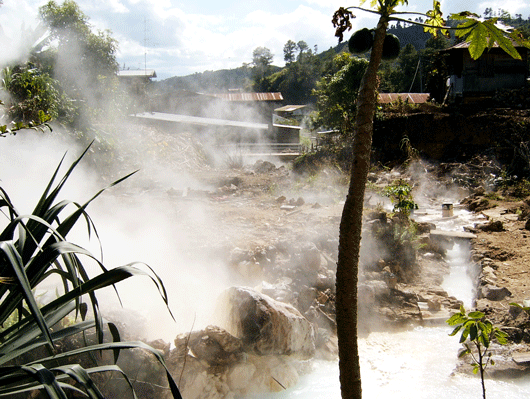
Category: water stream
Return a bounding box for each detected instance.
[257,203,530,398]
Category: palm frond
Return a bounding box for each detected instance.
[0,143,182,398]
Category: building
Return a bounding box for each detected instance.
[442,42,529,103]
[117,69,157,95]
[117,69,157,112]
[152,90,283,125]
[377,93,430,104]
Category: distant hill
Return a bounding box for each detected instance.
[156,23,435,95]
[157,65,281,93]
[387,23,432,50]
[156,16,530,95]
[156,67,248,93]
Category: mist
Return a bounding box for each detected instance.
[1,126,229,338]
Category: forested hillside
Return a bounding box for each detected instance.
[156,12,529,107]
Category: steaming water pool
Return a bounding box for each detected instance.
[256,203,530,399]
[257,327,530,399]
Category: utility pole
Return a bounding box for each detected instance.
[144,16,149,74]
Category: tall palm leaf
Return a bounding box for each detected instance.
[0,143,182,398]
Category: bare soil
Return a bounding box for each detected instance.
[462,192,530,333]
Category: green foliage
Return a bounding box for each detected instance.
[251,46,274,86]
[383,179,418,215]
[311,53,368,135]
[450,12,528,60]
[0,144,182,398]
[39,0,118,75]
[1,64,75,125]
[37,0,121,127]
[0,102,52,137]
[447,305,508,399]
[256,41,324,103]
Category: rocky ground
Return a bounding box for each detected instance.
[81,124,530,397]
[144,157,530,397]
[459,188,530,377]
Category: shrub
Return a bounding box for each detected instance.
[447,306,508,399]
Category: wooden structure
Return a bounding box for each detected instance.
[442,42,529,103]
[117,69,157,94]
[377,93,430,104]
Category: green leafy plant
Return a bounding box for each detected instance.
[1,65,74,125]
[383,179,418,216]
[399,135,420,166]
[0,143,182,398]
[447,305,508,399]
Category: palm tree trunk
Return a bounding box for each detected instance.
[336,16,388,399]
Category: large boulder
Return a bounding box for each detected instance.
[183,325,245,366]
[218,287,315,358]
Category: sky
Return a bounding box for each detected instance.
[1,0,529,80]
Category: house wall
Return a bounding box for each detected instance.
[449,48,528,97]
[274,125,301,144]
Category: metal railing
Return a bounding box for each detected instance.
[221,143,301,155]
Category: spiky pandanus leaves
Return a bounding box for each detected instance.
[0,143,182,399]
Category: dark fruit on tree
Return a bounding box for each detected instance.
[348,28,373,54]
[382,34,400,60]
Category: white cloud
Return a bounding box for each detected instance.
[2,0,529,79]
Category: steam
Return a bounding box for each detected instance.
[0,10,302,344]
[1,126,237,342]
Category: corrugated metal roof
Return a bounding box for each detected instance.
[272,124,302,130]
[117,69,157,78]
[442,40,527,51]
[275,105,307,112]
[131,112,269,130]
[210,92,283,102]
[378,93,430,104]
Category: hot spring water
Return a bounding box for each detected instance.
[257,204,530,399]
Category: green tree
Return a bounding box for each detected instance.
[251,46,274,87]
[399,43,421,92]
[39,0,118,76]
[38,0,120,125]
[284,40,297,64]
[296,40,310,61]
[311,52,368,135]
[331,2,530,398]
